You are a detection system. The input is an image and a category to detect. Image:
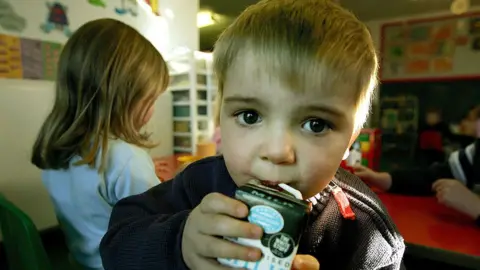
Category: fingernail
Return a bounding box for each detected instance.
[248,249,261,260]
[237,206,247,217]
[250,226,263,238]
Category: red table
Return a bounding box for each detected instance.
[153,154,191,181]
[377,193,480,268]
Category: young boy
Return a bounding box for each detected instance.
[100,1,405,269]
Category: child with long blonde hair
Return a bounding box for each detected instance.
[31,18,169,270]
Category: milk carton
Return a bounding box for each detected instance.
[218,183,311,270]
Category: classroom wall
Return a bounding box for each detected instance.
[0,0,182,231]
[366,7,480,55]
[365,8,480,126]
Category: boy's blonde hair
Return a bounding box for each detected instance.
[31,19,169,171]
[213,0,378,130]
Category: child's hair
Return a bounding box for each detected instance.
[426,108,441,115]
[213,0,378,130]
[471,105,480,120]
[31,18,169,171]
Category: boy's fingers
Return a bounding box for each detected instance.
[292,255,320,270]
[200,193,249,218]
[196,234,262,262]
[198,213,262,239]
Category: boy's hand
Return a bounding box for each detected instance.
[292,255,320,270]
[432,179,480,219]
[182,193,263,270]
[352,165,392,192]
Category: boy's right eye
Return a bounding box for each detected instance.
[235,110,262,126]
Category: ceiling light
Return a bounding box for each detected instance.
[197,11,215,28]
[451,0,470,15]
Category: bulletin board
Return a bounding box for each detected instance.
[0,34,62,81]
[380,12,480,82]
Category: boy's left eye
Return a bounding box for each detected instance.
[302,119,330,134]
[235,110,262,126]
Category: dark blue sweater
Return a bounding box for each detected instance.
[100,156,405,270]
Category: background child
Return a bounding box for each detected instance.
[30,18,169,270]
[100,1,405,269]
[460,105,480,137]
[353,138,480,224]
[417,108,452,166]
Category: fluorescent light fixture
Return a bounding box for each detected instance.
[197,11,215,28]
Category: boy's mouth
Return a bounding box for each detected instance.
[248,179,288,191]
[260,180,280,187]
[259,180,284,191]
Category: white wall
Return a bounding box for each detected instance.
[0,0,182,230]
[159,0,199,51]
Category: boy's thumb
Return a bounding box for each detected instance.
[292,255,320,270]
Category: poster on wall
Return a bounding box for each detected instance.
[115,0,138,17]
[0,34,63,81]
[144,0,160,16]
[42,41,62,81]
[21,38,44,80]
[381,12,480,81]
[432,57,453,73]
[88,0,107,8]
[0,0,26,32]
[0,34,22,78]
[405,59,430,74]
[409,25,431,42]
[41,2,73,37]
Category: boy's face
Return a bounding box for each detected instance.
[220,56,358,199]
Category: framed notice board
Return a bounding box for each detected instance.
[0,34,62,81]
[380,12,480,82]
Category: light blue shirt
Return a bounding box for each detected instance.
[42,139,160,270]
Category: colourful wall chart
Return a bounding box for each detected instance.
[381,12,480,81]
[0,34,62,81]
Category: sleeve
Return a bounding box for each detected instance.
[447,141,478,189]
[112,154,160,202]
[388,162,454,196]
[100,170,192,270]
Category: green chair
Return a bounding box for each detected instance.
[0,195,53,270]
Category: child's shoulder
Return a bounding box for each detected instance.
[105,139,150,164]
[333,168,400,236]
[309,169,405,269]
[334,168,388,205]
[151,156,236,206]
[180,155,231,185]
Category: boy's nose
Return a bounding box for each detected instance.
[259,133,295,164]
